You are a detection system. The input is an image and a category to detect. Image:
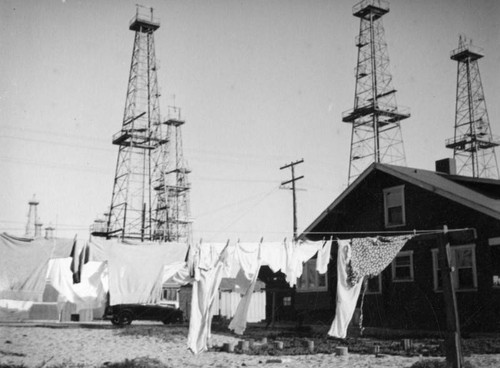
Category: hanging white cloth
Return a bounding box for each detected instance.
[228,242,262,335]
[286,240,324,287]
[328,240,363,338]
[260,241,288,274]
[316,239,332,274]
[187,243,230,354]
[46,258,108,312]
[0,233,74,301]
[105,241,188,305]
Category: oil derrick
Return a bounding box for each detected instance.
[154,106,192,244]
[445,35,500,179]
[342,0,410,184]
[106,6,170,241]
[25,195,41,238]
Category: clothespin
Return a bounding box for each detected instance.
[258,237,263,260]
[413,229,417,235]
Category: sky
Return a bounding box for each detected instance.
[1,0,499,242]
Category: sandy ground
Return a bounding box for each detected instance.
[1,322,500,368]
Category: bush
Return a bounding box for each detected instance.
[98,357,170,368]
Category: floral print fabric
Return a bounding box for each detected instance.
[346,235,413,288]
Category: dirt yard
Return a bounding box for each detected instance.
[2,322,500,368]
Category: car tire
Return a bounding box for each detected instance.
[163,312,182,324]
[111,314,121,326]
[117,310,133,326]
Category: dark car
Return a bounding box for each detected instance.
[104,304,183,326]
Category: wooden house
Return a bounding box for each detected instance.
[298,160,500,332]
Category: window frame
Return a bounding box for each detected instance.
[391,250,414,282]
[431,244,477,292]
[296,258,328,293]
[383,185,406,228]
[161,287,180,308]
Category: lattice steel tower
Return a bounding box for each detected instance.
[342,0,410,184]
[154,106,192,244]
[25,195,40,238]
[106,6,171,241]
[445,35,500,179]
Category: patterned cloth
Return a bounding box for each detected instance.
[346,235,413,288]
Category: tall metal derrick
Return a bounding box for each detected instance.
[445,35,499,179]
[342,0,410,184]
[154,106,192,244]
[105,6,192,242]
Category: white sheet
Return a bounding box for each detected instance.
[328,240,363,338]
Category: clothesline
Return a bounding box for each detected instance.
[193,228,474,244]
[300,227,473,236]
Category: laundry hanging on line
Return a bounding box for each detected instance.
[186,238,327,353]
[0,233,74,301]
[328,239,363,338]
[346,235,413,287]
[328,235,415,338]
[1,231,331,355]
[228,242,263,335]
[187,242,230,354]
[46,258,108,313]
[86,237,189,306]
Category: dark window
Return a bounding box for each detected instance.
[383,186,405,227]
[366,275,382,294]
[392,251,414,282]
[297,259,328,292]
[433,245,477,291]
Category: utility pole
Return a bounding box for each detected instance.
[280,159,304,241]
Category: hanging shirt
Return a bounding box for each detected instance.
[316,239,332,274]
[260,241,289,274]
[286,240,324,286]
[347,235,413,287]
[328,240,363,338]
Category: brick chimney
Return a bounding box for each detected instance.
[435,158,457,175]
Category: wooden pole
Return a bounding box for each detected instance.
[280,159,304,241]
[438,225,463,368]
[271,291,276,328]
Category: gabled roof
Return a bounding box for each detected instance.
[301,163,500,237]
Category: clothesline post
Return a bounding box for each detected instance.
[438,225,463,368]
[270,291,276,328]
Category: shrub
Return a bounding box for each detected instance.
[98,357,170,368]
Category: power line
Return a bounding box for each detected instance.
[0,134,114,153]
[0,156,111,174]
[205,186,280,242]
[195,186,280,218]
